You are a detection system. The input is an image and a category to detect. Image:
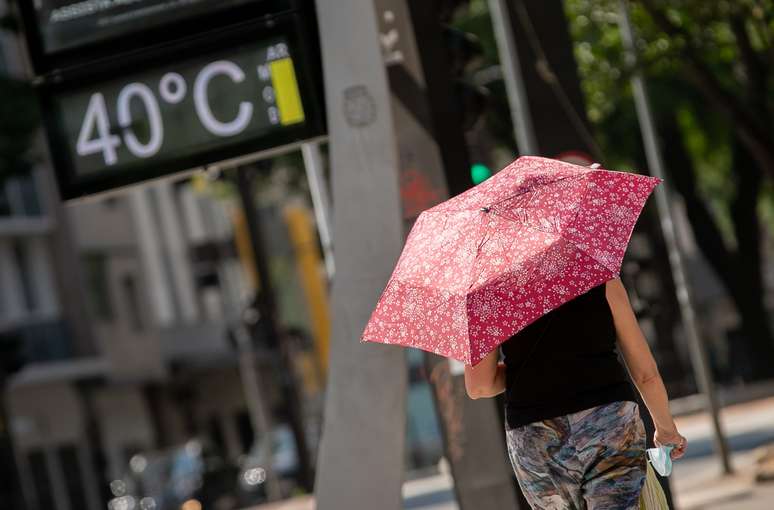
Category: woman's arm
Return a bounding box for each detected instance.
[463,348,506,399]
[606,277,687,459]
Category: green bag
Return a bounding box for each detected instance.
[639,462,670,509]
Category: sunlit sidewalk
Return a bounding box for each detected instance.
[672,396,774,509]
[244,468,459,510]
[247,395,774,510]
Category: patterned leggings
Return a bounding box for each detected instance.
[505,400,646,510]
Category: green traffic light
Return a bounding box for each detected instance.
[471,163,492,184]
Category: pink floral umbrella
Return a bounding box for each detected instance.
[361,156,661,366]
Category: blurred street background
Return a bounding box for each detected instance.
[1,0,774,509]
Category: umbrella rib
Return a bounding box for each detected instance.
[434,174,584,213]
[487,172,590,240]
[486,174,584,210]
[467,177,601,293]
[465,211,495,292]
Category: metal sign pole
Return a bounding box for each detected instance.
[232,323,284,500]
[487,0,538,155]
[619,0,732,475]
[300,141,335,280]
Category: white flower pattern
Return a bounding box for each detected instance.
[361,156,661,366]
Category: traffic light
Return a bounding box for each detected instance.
[470,162,492,184]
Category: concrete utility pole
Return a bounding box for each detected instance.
[312,1,408,509]
[618,0,732,475]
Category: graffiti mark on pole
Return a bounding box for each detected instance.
[342,85,377,127]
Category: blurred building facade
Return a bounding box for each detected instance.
[6,177,260,510]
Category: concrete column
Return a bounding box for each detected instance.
[154,181,199,323]
[12,441,39,510]
[313,0,408,509]
[26,235,60,317]
[32,160,96,356]
[178,183,209,243]
[179,184,224,321]
[128,188,176,326]
[5,178,28,216]
[77,435,102,510]
[44,446,71,510]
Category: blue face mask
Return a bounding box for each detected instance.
[646,445,674,477]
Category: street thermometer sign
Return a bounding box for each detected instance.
[16,1,325,199]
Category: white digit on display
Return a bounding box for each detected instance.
[267,106,279,125]
[117,83,163,158]
[76,92,121,165]
[159,72,187,104]
[262,86,275,103]
[267,43,289,61]
[257,64,270,81]
[194,60,253,137]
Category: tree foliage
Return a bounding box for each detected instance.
[450,0,774,377]
[566,0,774,232]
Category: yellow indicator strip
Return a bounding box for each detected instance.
[270,58,305,125]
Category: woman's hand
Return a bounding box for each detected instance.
[654,427,687,460]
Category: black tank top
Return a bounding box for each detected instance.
[500,282,636,429]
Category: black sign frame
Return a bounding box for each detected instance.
[14,0,298,77]
[37,11,326,199]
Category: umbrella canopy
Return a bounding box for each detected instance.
[361,156,661,366]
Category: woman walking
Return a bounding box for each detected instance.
[464,277,686,509]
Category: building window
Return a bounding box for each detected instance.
[11,240,36,312]
[28,450,56,510]
[58,445,87,509]
[17,174,42,216]
[122,274,144,332]
[83,254,113,321]
[0,186,11,216]
[2,175,41,217]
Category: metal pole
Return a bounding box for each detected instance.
[618,0,732,474]
[232,322,284,500]
[487,0,539,155]
[235,166,316,491]
[301,142,335,280]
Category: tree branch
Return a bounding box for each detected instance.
[659,112,735,284]
[729,16,770,121]
[638,0,774,178]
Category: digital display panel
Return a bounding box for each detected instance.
[44,30,324,198]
